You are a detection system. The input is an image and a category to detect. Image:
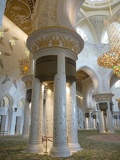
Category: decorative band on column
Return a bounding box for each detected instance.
[93,93,114,102]
[85,113,89,118]
[35,55,76,84]
[65,57,76,83]
[35,55,57,82]
[27,27,84,55]
[99,102,108,111]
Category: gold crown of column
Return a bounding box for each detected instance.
[26,27,84,55]
[93,93,114,101]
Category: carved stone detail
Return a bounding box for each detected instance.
[93,93,114,102]
[27,27,84,55]
[89,15,107,42]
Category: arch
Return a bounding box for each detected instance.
[77,65,100,93]
[17,98,25,109]
[57,0,84,30]
[110,74,119,88]
[86,87,96,109]
[0,94,13,108]
[77,18,97,43]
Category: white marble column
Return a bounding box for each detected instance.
[117,117,119,128]
[93,119,96,129]
[1,115,6,132]
[118,115,120,128]
[50,53,70,157]
[107,102,114,133]
[98,110,106,133]
[22,100,30,138]
[45,89,53,137]
[88,112,92,129]
[7,107,13,134]
[43,101,46,136]
[85,117,89,129]
[67,82,81,153]
[44,89,54,152]
[26,78,44,153]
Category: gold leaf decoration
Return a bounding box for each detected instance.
[19,58,29,76]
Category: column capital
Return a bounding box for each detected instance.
[27,27,84,56]
[93,93,114,102]
[86,108,94,112]
[22,74,33,90]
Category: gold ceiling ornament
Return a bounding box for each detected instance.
[19,58,29,76]
[5,0,36,35]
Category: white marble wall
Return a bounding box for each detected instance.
[0,16,28,134]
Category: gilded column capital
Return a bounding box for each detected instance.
[22,74,33,90]
[93,93,114,102]
[27,27,84,55]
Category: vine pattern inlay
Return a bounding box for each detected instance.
[5,0,36,34]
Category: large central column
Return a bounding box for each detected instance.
[26,27,84,157]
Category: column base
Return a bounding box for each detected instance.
[50,145,71,157]
[26,143,44,154]
[22,134,29,139]
[68,142,83,153]
[99,130,106,133]
[107,130,115,133]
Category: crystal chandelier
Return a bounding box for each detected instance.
[97,0,120,77]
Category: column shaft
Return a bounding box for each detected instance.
[85,117,89,129]
[67,82,81,153]
[45,89,53,137]
[26,78,44,153]
[50,53,70,157]
[107,102,114,133]
[98,109,106,133]
[22,100,30,138]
